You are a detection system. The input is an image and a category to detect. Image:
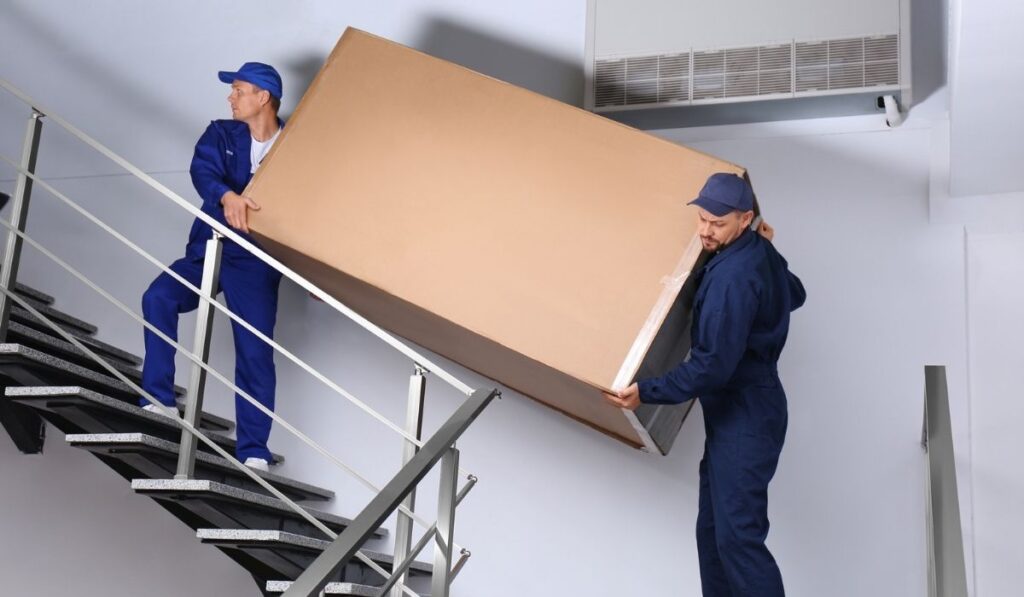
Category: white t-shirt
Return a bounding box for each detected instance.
[250,127,281,174]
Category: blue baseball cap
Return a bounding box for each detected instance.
[218,62,283,99]
[688,173,754,216]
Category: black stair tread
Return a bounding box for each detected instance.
[8,385,233,442]
[11,301,98,336]
[67,432,328,501]
[4,386,280,461]
[7,383,233,438]
[266,581,426,596]
[131,479,384,538]
[0,344,187,403]
[7,321,142,375]
[13,282,54,305]
[197,529,431,574]
[7,317,143,367]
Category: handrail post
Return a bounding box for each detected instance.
[390,364,427,597]
[432,444,460,597]
[923,365,969,597]
[175,232,223,479]
[0,109,43,341]
[282,388,497,597]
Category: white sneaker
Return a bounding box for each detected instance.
[142,403,176,418]
[244,457,269,472]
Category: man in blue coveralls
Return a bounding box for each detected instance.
[139,62,285,472]
[606,173,805,596]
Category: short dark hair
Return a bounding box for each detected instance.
[253,84,280,113]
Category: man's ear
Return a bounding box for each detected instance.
[259,89,271,107]
[739,210,755,228]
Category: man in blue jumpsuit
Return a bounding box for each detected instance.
[139,63,285,472]
[606,173,805,596]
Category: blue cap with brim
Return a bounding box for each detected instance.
[688,172,754,217]
[218,62,283,99]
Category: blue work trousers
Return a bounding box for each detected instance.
[140,254,280,462]
[697,385,787,597]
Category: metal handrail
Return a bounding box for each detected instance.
[376,477,477,595]
[0,225,425,597]
[922,365,969,597]
[0,285,331,532]
[283,387,499,597]
[0,209,468,539]
[0,76,473,397]
[5,288,432,596]
[0,78,488,596]
[0,151,462,461]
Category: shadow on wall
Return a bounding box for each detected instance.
[413,17,584,107]
[279,55,326,122]
[2,3,196,149]
[278,18,585,119]
[911,0,947,107]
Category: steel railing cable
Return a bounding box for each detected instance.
[0,211,468,558]
[0,77,474,398]
[0,151,478,481]
[0,285,423,597]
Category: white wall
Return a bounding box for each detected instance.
[964,233,1024,597]
[947,0,1024,196]
[0,1,1004,596]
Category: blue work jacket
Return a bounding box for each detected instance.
[637,229,805,435]
[186,118,283,260]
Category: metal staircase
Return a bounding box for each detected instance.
[0,77,499,596]
[0,286,421,594]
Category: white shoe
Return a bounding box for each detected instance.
[244,457,269,472]
[142,403,176,418]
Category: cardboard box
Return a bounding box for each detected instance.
[247,28,745,453]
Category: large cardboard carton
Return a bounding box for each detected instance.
[247,28,745,453]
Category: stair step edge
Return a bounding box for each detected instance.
[265,581,387,596]
[8,320,142,367]
[0,345,187,400]
[5,383,237,437]
[66,432,330,499]
[12,303,98,335]
[131,479,379,535]
[196,529,431,572]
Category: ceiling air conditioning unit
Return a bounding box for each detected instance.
[584,0,911,128]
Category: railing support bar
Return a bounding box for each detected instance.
[282,387,498,597]
[390,365,427,597]
[377,471,480,596]
[431,445,459,597]
[0,109,43,340]
[449,548,472,581]
[175,233,223,479]
[378,521,437,596]
[923,365,969,597]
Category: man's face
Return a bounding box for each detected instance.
[696,207,754,252]
[227,80,266,121]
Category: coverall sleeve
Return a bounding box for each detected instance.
[636,275,760,405]
[189,123,232,228]
[788,271,806,311]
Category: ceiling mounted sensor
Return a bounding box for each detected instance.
[584,0,911,129]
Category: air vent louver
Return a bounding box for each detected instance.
[595,33,899,108]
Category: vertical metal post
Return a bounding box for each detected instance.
[390,364,427,597]
[923,365,969,597]
[431,445,459,597]
[175,233,223,479]
[0,110,44,341]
